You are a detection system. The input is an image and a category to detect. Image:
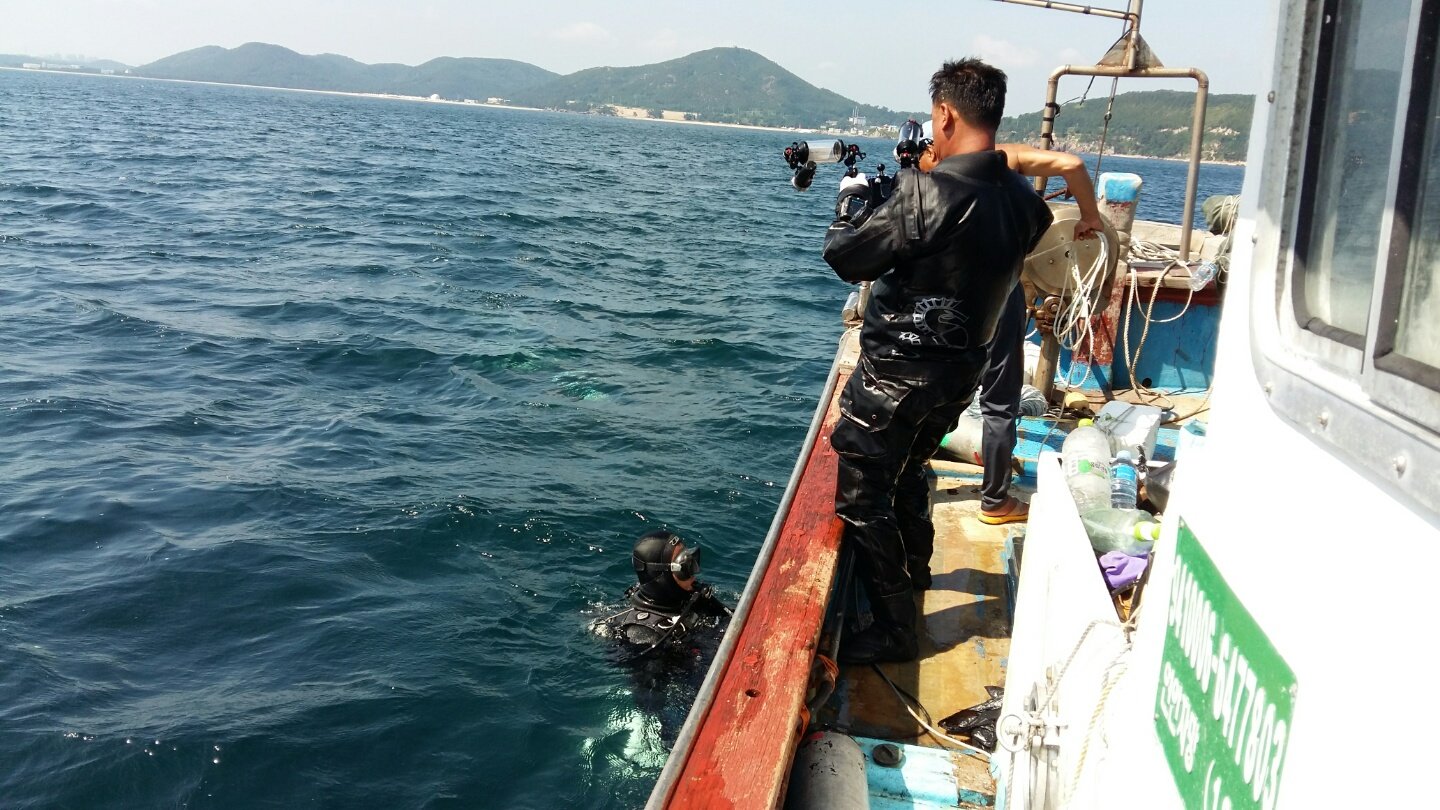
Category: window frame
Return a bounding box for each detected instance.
[1368,0,1440,405]
[1250,0,1440,514]
[1289,0,1374,353]
[1361,0,1440,428]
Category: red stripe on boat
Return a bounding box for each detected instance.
[660,370,849,809]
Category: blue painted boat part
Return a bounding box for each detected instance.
[855,736,992,808]
[1011,417,1180,485]
[990,755,1009,810]
[1098,172,1143,204]
[1029,294,1221,395]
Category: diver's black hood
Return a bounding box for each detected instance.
[629,531,690,613]
[629,576,690,613]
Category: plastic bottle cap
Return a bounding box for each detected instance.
[1115,449,1132,461]
[1135,521,1161,541]
[1078,418,1094,427]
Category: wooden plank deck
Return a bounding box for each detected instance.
[832,466,1024,801]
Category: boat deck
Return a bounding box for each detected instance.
[821,465,1028,806]
[649,327,1204,809]
[820,390,1201,806]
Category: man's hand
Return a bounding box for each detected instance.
[918,145,939,173]
[1074,215,1103,241]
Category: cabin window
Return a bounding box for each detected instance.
[1377,10,1440,390]
[1391,134,1440,374]
[1258,0,1440,512]
[1294,0,1412,346]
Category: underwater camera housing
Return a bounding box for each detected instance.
[892,118,930,170]
[783,121,932,220]
[783,139,865,191]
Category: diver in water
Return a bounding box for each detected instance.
[589,531,732,760]
[600,530,731,661]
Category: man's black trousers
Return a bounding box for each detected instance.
[980,285,1027,510]
[832,354,984,600]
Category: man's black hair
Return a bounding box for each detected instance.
[929,58,1008,131]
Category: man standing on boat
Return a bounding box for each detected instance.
[973,145,1103,526]
[822,59,1053,664]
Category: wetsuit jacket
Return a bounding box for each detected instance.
[823,151,1053,376]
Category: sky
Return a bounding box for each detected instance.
[0,0,1268,113]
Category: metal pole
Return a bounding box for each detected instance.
[1033,71,1063,193]
[1035,333,1063,402]
[1179,77,1210,262]
[990,0,1134,22]
[1125,0,1144,69]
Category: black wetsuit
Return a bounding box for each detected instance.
[609,578,729,658]
[603,581,729,746]
[822,151,1052,605]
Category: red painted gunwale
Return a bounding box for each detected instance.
[657,367,851,809]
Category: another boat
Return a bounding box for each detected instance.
[646,0,1440,807]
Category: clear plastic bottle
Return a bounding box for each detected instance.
[1080,507,1162,555]
[1110,449,1139,509]
[1062,418,1112,513]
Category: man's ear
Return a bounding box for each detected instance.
[935,102,955,135]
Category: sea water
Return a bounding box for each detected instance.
[0,69,1242,809]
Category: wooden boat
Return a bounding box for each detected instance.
[648,0,1440,806]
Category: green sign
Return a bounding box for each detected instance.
[1155,519,1296,810]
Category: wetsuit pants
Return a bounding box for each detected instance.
[980,285,1027,511]
[833,354,985,600]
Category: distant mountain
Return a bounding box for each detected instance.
[136,43,558,101]
[510,47,921,129]
[42,41,1255,152]
[999,90,1255,162]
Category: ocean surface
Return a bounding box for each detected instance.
[0,69,1244,809]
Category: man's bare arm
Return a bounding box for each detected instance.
[996,143,1104,240]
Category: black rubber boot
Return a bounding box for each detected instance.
[840,591,919,664]
[908,556,932,592]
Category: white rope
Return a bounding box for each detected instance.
[870,664,993,759]
[1064,649,1131,805]
[1051,232,1110,353]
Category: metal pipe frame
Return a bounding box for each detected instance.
[1033,63,1210,262]
[991,0,1136,23]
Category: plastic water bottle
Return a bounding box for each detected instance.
[1061,418,1112,513]
[1080,507,1162,555]
[1110,449,1139,509]
[1189,260,1218,291]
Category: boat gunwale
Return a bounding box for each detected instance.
[644,336,851,809]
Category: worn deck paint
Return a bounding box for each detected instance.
[854,735,994,808]
[831,477,1018,804]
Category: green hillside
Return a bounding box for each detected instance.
[511,47,919,129]
[58,42,1256,154]
[998,89,1255,162]
[137,43,558,101]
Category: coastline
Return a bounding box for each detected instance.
[2,67,1243,162]
[0,66,819,136]
[1092,152,1246,167]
